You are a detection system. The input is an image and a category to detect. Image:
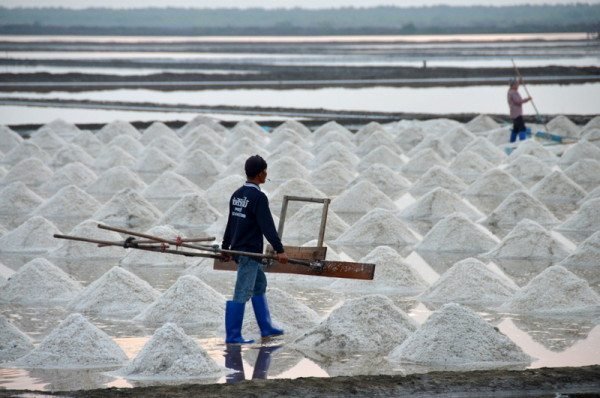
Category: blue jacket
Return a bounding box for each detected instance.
[222,183,284,254]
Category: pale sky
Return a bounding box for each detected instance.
[0,0,598,8]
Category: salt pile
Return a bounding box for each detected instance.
[283,204,349,244]
[350,164,410,199]
[448,150,494,185]
[555,197,600,242]
[564,159,600,192]
[483,190,559,229]
[312,142,360,170]
[93,145,136,171]
[400,148,448,178]
[270,142,314,165]
[314,122,354,145]
[408,136,456,162]
[158,193,221,233]
[69,266,160,318]
[0,258,82,304]
[309,160,355,196]
[464,169,526,200]
[394,125,426,152]
[174,149,224,189]
[133,147,178,182]
[179,115,227,137]
[498,265,600,314]
[0,182,44,228]
[2,158,53,189]
[388,303,530,367]
[107,134,144,157]
[40,162,97,196]
[121,225,196,267]
[50,143,95,169]
[0,216,61,253]
[465,114,501,134]
[355,131,401,157]
[140,122,179,145]
[441,126,476,152]
[49,219,123,259]
[485,126,512,146]
[292,295,417,357]
[416,213,499,253]
[333,208,419,247]
[559,140,600,168]
[409,166,467,197]
[221,138,267,164]
[272,119,311,139]
[142,171,201,211]
[582,115,600,132]
[354,121,388,143]
[205,175,245,214]
[0,125,23,154]
[504,154,552,188]
[31,185,100,231]
[0,315,34,363]
[92,188,162,230]
[146,136,185,162]
[400,187,483,223]
[419,258,517,304]
[96,120,141,143]
[266,156,310,182]
[331,181,397,215]
[267,128,306,151]
[119,323,222,380]
[185,134,226,158]
[559,231,600,288]
[69,130,103,157]
[357,146,405,171]
[2,141,51,166]
[134,275,225,326]
[230,119,268,141]
[219,154,251,178]
[506,140,557,164]
[86,166,146,199]
[181,124,221,145]
[582,129,600,149]
[462,137,506,165]
[16,313,127,368]
[29,127,68,153]
[43,119,81,141]
[530,170,587,215]
[484,219,573,261]
[547,115,581,139]
[269,179,326,216]
[329,246,428,294]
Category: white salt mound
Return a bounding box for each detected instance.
[530,170,587,214]
[205,175,245,214]
[465,114,501,133]
[564,159,600,192]
[133,147,177,176]
[43,119,80,141]
[504,154,552,188]
[333,208,419,247]
[419,258,517,304]
[483,190,559,228]
[498,265,600,314]
[309,160,356,195]
[416,213,499,253]
[142,171,200,200]
[547,115,581,139]
[16,313,127,369]
[271,142,314,165]
[0,258,82,304]
[93,145,136,171]
[2,141,51,166]
[159,193,221,231]
[483,219,573,260]
[357,146,405,172]
[120,225,196,267]
[356,130,401,157]
[409,166,467,197]
[69,266,160,318]
[388,303,530,367]
[48,219,124,259]
[408,136,456,162]
[69,130,103,157]
[283,204,349,244]
[462,137,506,165]
[267,156,310,182]
[311,142,360,170]
[0,216,62,253]
[556,197,600,242]
[31,185,100,228]
[448,150,494,185]
[29,127,69,153]
[40,162,98,195]
[0,315,34,362]
[331,181,397,214]
[272,119,311,138]
[134,275,224,326]
[464,169,526,199]
[108,134,145,157]
[2,158,53,188]
[96,120,141,143]
[120,322,222,380]
[292,295,417,357]
[400,148,448,177]
[351,164,410,199]
[506,139,557,165]
[140,122,180,145]
[87,166,146,197]
[179,115,227,137]
[269,179,326,215]
[558,231,600,287]
[146,136,185,162]
[50,143,95,169]
[0,125,23,154]
[92,188,162,230]
[0,181,44,219]
[558,141,600,168]
[441,126,476,152]
[401,187,483,223]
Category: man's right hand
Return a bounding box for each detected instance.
[276,252,288,264]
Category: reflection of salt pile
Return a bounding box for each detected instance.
[331,181,396,221]
[134,275,225,326]
[40,162,98,196]
[555,198,600,242]
[283,204,348,244]
[416,213,499,253]
[121,225,196,267]
[448,151,493,185]
[483,190,559,229]
[498,265,600,314]
[120,323,221,380]
[484,219,573,260]
[547,115,581,139]
[159,193,221,235]
[142,171,201,211]
[0,258,81,304]
[16,313,127,369]
[309,160,355,196]
[69,266,160,318]
[420,258,516,305]
[0,181,44,228]
[0,315,34,362]
[351,164,410,199]
[2,158,53,190]
[388,303,530,367]
[465,114,500,134]
[96,120,140,143]
[564,159,600,192]
[504,154,552,188]
[92,188,162,230]
[86,166,146,201]
[401,148,448,178]
[401,187,483,223]
[0,216,61,253]
[333,208,419,247]
[329,246,428,294]
[31,185,100,231]
[409,166,467,197]
[292,295,416,357]
[558,140,600,168]
[559,231,600,289]
[531,170,587,217]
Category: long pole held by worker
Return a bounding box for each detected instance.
[511,58,548,132]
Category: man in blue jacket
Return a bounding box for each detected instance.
[222,154,288,344]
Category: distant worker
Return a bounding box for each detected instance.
[507,77,533,143]
[221,154,288,344]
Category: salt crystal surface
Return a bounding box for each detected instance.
[68,130,103,157]
[311,142,359,170]
[331,181,397,214]
[29,127,69,154]
[400,148,448,178]
[140,122,180,145]
[2,158,53,189]
[483,219,573,260]
[142,171,200,202]
[409,166,467,197]
[43,119,80,141]
[292,295,417,357]
[420,118,463,135]
[159,193,221,233]
[32,185,100,231]
[0,315,33,362]
[313,121,352,139]
[266,156,310,182]
[462,137,506,165]
[49,143,95,169]
[394,125,426,152]
[0,182,44,228]
[221,137,268,164]
[272,120,312,138]
[0,257,82,304]
[547,115,581,139]
[48,219,124,259]
[558,140,600,168]
[556,197,600,242]
[184,134,226,159]
[16,313,127,369]
[355,130,400,157]
[134,275,225,326]
[86,166,146,198]
[357,146,404,172]
[465,114,501,134]
[349,164,410,199]
[269,178,326,216]
[40,162,97,196]
[179,115,227,137]
[146,136,186,162]
[388,303,530,367]
[419,258,517,304]
[483,190,559,229]
[354,121,387,143]
[464,169,526,199]
[205,175,245,215]
[96,120,141,143]
[1,141,51,166]
[309,160,356,196]
[506,140,557,165]
[270,142,314,165]
[333,208,419,247]
[416,213,499,253]
[401,187,483,223]
[282,204,349,244]
[530,170,587,216]
[441,126,476,152]
[498,265,600,314]
[107,134,145,157]
[448,150,494,185]
[93,145,137,171]
[0,216,62,253]
[408,136,456,162]
[182,125,224,147]
[0,125,23,154]
[230,119,267,139]
[119,322,222,380]
[329,246,428,294]
[504,154,552,188]
[92,188,162,230]
[69,266,160,317]
[564,159,600,192]
[559,231,600,289]
[120,225,196,267]
[485,127,512,146]
[134,147,177,175]
[267,128,306,151]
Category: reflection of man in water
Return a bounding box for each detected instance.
[507,77,532,143]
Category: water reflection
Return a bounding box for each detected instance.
[491,259,553,287]
[224,344,284,383]
[26,367,119,392]
[511,315,597,352]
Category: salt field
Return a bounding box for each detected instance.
[0,113,599,393]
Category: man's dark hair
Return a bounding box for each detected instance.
[245,155,267,178]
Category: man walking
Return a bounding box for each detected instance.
[222,154,288,344]
[507,77,533,143]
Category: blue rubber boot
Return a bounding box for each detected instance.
[225,301,254,344]
[510,129,518,143]
[251,294,284,338]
